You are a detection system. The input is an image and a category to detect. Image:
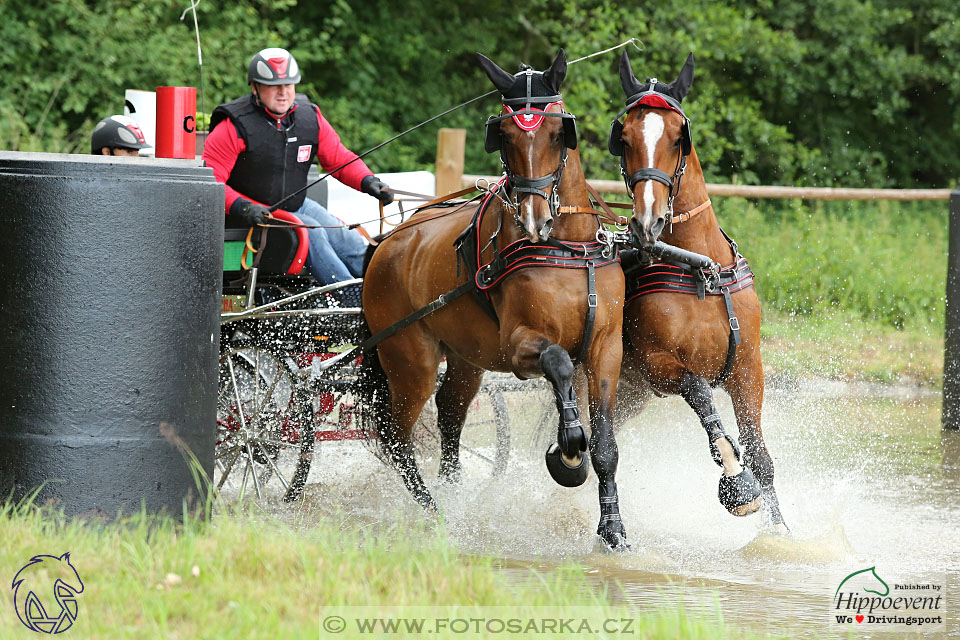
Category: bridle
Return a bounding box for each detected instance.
[608,81,695,222]
[484,70,578,229]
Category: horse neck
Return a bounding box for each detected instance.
[659,149,737,265]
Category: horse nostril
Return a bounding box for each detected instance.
[651,216,666,239]
[539,217,553,240]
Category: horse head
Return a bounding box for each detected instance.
[478,49,578,243]
[611,52,695,248]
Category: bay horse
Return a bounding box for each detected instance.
[610,52,788,532]
[360,50,630,549]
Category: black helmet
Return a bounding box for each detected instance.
[247,48,301,85]
[91,115,151,154]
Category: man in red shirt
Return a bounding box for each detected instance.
[203,47,393,285]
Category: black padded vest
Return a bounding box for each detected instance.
[210,93,320,211]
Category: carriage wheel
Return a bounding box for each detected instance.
[215,345,314,502]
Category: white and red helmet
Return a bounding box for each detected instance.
[247,48,301,85]
[90,115,151,154]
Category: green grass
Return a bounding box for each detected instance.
[0,500,781,639]
[761,309,943,387]
[719,198,947,332]
[711,198,947,386]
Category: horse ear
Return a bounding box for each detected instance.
[60,552,71,562]
[670,53,695,102]
[476,53,516,94]
[543,49,567,93]
[619,50,644,97]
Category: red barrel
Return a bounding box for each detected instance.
[155,86,197,159]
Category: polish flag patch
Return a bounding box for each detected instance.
[297,145,312,162]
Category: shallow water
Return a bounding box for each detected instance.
[231,379,960,638]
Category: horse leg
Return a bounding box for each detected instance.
[678,372,762,516]
[378,338,442,511]
[537,343,590,488]
[508,332,588,486]
[435,355,484,482]
[725,363,789,533]
[587,350,628,551]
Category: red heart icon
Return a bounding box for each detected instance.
[856,615,864,623]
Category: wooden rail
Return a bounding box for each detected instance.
[437,130,960,431]
[460,174,952,201]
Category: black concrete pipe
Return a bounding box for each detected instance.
[944,183,960,430]
[0,152,224,517]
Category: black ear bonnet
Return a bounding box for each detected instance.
[608,84,692,158]
[483,66,577,154]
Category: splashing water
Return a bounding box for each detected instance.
[224,379,959,636]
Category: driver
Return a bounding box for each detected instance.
[203,47,393,285]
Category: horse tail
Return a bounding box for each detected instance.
[355,315,393,447]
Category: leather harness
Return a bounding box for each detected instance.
[622,231,752,387]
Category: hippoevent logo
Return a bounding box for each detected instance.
[11,553,84,633]
[833,566,944,629]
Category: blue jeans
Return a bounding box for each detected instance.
[292,198,366,285]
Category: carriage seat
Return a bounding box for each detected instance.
[222,213,307,279]
[223,176,337,297]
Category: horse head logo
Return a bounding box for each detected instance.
[835,566,890,600]
[11,553,84,634]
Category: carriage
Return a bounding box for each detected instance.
[214,178,513,502]
[215,49,788,546]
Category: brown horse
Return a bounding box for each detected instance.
[361,50,630,549]
[610,52,788,532]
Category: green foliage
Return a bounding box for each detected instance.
[0,1,957,187]
[719,198,947,330]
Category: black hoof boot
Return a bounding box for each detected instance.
[596,517,630,552]
[719,467,762,516]
[545,443,589,487]
[437,458,462,484]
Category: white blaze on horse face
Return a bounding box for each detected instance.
[638,112,665,228]
[523,130,539,241]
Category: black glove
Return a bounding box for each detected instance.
[361,175,394,204]
[236,200,270,226]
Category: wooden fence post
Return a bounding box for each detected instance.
[436,128,466,197]
[943,183,960,430]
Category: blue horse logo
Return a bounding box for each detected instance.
[11,553,84,634]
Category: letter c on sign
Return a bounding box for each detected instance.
[183,115,196,133]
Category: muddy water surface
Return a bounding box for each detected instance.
[254,380,960,638]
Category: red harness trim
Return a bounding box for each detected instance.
[472,191,618,293]
[625,256,754,306]
[477,239,617,291]
[502,101,563,131]
[631,94,685,117]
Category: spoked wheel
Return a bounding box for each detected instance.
[415,379,512,477]
[215,345,315,502]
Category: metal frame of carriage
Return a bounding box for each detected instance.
[214,179,515,502]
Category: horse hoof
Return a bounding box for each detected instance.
[596,531,630,552]
[545,443,588,487]
[437,461,462,484]
[718,467,762,516]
